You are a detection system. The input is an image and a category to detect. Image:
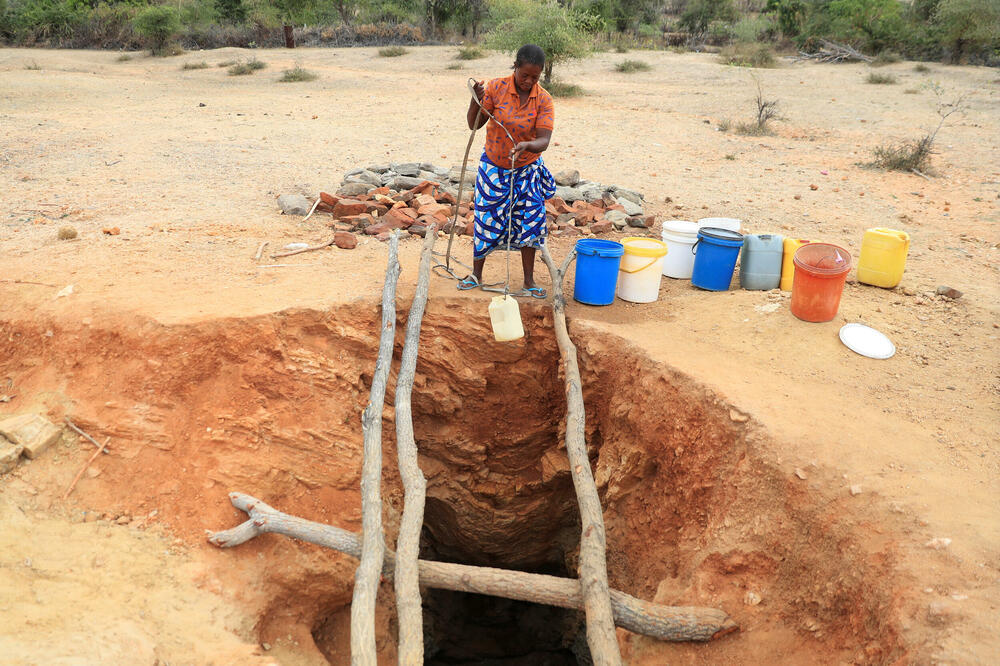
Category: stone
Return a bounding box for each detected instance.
[390,176,425,191]
[925,537,951,549]
[591,220,612,234]
[334,231,357,249]
[319,192,339,206]
[391,162,421,177]
[612,187,644,205]
[554,186,584,203]
[418,202,450,218]
[57,226,77,240]
[554,169,580,186]
[619,197,643,217]
[365,164,391,174]
[744,591,762,606]
[729,409,749,423]
[336,182,371,198]
[626,215,649,229]
[555,213,576,227]
[344,169,382,187]
[418,170,444,183]
[277,194,311,216]
[548,196,571,214]
[849,484,862,496]
[0,437,23,474]
[540,448,570,482]
[332,199,367,217]
[935,285,962,300]
[377,208,414,231]
[408,224,428,237]
[579,183,605,202]
[604,210,628,227]
[448,166,476,186]
[0,413,61,460]
[794,468,808,480]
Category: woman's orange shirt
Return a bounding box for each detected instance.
[480,74,554,169]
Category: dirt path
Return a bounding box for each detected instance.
[1,46,998,663]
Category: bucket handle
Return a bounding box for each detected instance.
[619,257,658,274]
[691,238,700,255]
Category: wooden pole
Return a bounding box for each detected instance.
[540,245,621,665]
[207,493,739,643]
[351,231,400,665]
[394,225,437,664]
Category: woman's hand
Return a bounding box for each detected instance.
[510,141,533,161]
[472,79,485,102]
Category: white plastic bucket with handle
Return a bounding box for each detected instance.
[660,220,699,279]
[617,237,668,303]
[697,217,742,233]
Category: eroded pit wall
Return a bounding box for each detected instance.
[0,301,906,664]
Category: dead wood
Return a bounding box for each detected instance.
[65,419,110,454]
[253,241,269,261]
[393,224,437,664]
[302,196,322,222]
[63,436,109,499]
[795,39,872,63]
[352,231,400,665]
[271,238,336,259]
[207,492,739,643]
[540,245,621,665]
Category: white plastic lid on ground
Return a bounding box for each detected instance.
[839,323,896,359]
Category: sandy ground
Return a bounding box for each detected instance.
[1,45,998,663]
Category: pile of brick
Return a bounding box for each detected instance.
[292,161,655,244]
[0,413,62,474]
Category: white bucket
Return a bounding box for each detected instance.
[697,217,742,234]
[617,237,668,303]
[660,220,699,279]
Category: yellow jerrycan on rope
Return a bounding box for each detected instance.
[489,295,524,342]
[856,228,910,288]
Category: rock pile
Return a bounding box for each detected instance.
[280,161,654,244]
[0,413,62,474]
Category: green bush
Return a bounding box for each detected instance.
[732,14,778,42]
[615,59,651,72]
[228,57,265,75]
[133,5,181,55]
[872,50,902,64]
[546,80,584,97]
[765,0,806,36]
[484,0,592,84]
[868,137,933,171]
[182,60,209,69]
[456,44,486,59]
[214,0,246,24]
[679,0,737,35]
[934,0,1000,62]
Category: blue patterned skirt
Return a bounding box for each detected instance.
[473,154,556,260]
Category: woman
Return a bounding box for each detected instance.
[458,43,556,298]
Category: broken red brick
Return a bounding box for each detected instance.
[548,196,571,214]
[591,220,612,234]
[332,199,366,217]
[334,231,357,249]
[320,192,339,206]
[417,202,450,218]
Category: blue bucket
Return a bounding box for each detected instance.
[573,239,624,305]
[691,227,744,291]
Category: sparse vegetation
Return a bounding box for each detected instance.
[378,46,408,57]
[182,61,209,70]
[614,44,629,53]
[446,63,463,70]
[615,59,651,73]
[718,118,733,132]
[217,60,237,68]
[228,58,266,76]
[116,54,134,62]
[866,72,898,84]
[718,43,777,68]
[871,51,901,66]
[725,153,737,160]
[455,45,485,60]
[545,81,584,97]
[867,88,969,173]
[24,60,41,70]
[734,76,781,135]
[914,63,931,72]
[133,5,181,56]
[278,65,317,82]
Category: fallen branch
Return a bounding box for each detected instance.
[253,241,269,261]
[302,196,322,223]
[795,39,872,63]
[1,279,59,288]
[352,231,401,665]
[271,238,335,259]
[207,493,739,643]
[911,168,932,181]
[63,437,109,499]
[394,225,437,664]
[65,419,110,454]
[540,245,620,666]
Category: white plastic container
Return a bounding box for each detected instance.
[488,295,524,341]
[660,220,699,279]
[616,237,668,303]
[697,217,742,234]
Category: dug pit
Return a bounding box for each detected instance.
[0,301,908,664]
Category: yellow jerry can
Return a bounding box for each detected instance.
[779,238,810,291]
[857,228,910,288]
[488,295,524,342]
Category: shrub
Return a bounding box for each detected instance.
[546,81,584,97]
[934,0,1000,62]
[456,45,485,60]
[718,43,778,68]
[732,14,778,42]
[872,51,902,65]
[133,5,181,55]
[378,45,408,57]
[214,0,247,24]
[446,62,463,69]
[217,59,237,67]
[615,59,651,73]
[827,0,904,53]
[278,65,316,82]
[679,0,737,35]
[182,61,209,70]
[718,118,733,132]
[866,72,898,83]
[869,137,933,171]
[484,0,592,84]
[116,53,133,62]
[914,62,931,71]
[228,57,265,75]
[765,0,806,37]
[24,60,41,70]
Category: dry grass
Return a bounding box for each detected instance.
[914,63,931,73]
[868,137,933,172]
[278,66,317,82]
[181,61,209,70]
[378,46,408,57]
[446,63,463,70]
[871,52,901,66]
[228,58,266,76]
[217,59,236,67]
[115,54,133,62]
[866,72,897,84]
[615,59,651,73]
[546,81,584,97]
[455,45,485,60]
[718,43,777,68]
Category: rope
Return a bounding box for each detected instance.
[432,78,520,297]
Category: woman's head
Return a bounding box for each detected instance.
[512,44,545,94]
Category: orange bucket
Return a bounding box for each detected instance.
[790,243,852,322]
